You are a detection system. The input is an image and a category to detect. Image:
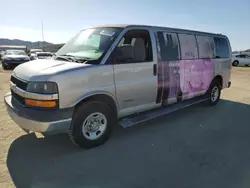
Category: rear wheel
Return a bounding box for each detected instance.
[205,80,221,106]
[68,101,116,149]
[232,60,239,66]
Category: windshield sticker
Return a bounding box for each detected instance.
[100,30,115,36]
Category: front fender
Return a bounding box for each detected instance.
[71,90,119,110]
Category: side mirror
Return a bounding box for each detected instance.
[116,44,133,63]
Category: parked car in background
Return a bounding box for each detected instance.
[232,54,250,66]
[29,49,43,60]
[33,52,53,60]
[0,50,6,59]
[1,50,30,69]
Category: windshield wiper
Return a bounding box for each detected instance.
[72,56,95,63]
[55,54,76,62]
[54,54,95,63]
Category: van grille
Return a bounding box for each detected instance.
[10,76,27,91]
[11,90,25,105]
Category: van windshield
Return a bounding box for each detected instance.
[56,27,122,62]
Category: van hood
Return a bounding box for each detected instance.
[13,59,91,81]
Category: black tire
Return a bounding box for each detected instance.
[205,80,221,106]
[232,60,239,66]
[2,63,7,70]
[68,101,116,149]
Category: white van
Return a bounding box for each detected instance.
[4,24,232,148]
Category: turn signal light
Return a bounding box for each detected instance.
[25,99,57,108]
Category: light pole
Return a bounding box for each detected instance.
[41,20,44,51]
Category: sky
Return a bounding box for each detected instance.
[0,0,249,51]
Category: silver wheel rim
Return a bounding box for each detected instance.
[82,112,107,140]
[211,86,219,102]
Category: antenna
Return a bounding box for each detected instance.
[41,20,44,51]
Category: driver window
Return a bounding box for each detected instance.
[115,30,153,64]
[118,38,125,47]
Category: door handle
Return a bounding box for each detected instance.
[153,64,157,76]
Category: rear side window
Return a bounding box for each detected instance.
[236,55,243,58]
[214,37,230,58]
[178,34,198,60]
[196,36,215,58]
[157,32,180,61]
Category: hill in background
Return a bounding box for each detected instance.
[43,43,65,52]
[0,38,64,52]
[0,38,53,47]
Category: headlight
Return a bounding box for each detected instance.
[26,82,58,94]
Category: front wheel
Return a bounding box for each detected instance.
[68,101,116,149]
[206,80,221,106]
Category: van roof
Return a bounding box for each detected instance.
[91,24,226,37]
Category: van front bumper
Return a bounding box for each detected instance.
[4,92,73,134]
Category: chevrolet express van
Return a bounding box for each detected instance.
[4,24,232,148]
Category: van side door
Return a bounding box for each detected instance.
[112,29,159,116]
[154,31,182,105]
[178,34,213,99]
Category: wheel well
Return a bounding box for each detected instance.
[213,75,223,89]
[75,94,118,117]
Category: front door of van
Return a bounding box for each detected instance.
[112,29,158,116]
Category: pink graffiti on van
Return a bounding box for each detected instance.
[179,59,215,98]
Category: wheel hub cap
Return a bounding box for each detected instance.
[82,112,107,140]
[211,86,219,102]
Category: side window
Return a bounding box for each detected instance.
[116,30,153,63]
[131,38,137,46]
[196,35,215,58]
[214,37,230,58]
[157,32,180,61]
[178,34,198,60]
[117,38,125,47]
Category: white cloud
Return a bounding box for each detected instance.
[0,25,77,44]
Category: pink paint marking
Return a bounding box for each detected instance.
[180,59,215,96]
